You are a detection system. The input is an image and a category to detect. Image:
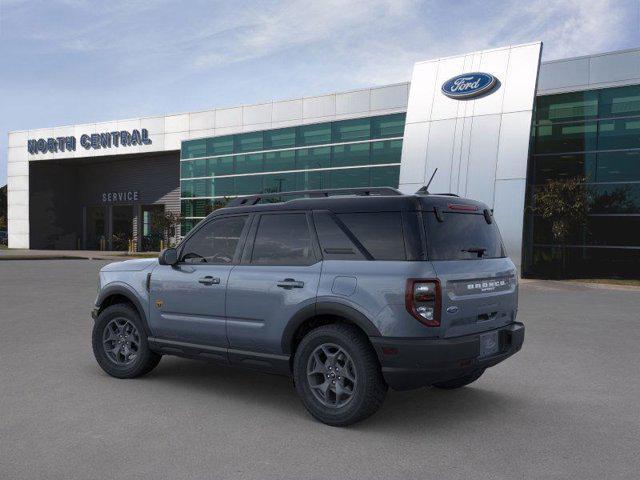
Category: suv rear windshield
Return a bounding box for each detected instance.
[424,212,505,260]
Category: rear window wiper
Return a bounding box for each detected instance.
[461,247,486,258]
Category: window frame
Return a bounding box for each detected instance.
[176,213,252,266]
[240,211,321,266]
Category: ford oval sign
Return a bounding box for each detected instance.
[441,72,497,99]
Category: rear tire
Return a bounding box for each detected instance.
[293,324,387,426]
[432,369,485,390]
[92,303,161,379]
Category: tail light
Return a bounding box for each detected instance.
[405,279,441,327]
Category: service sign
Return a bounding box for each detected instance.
[441,72,497,99]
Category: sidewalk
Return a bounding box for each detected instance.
[0,249,159,261]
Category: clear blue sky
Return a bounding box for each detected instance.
[2,0,640,186]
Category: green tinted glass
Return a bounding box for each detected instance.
[206,136,233,156]
[295,170,329,190]
[264,150,295,171]
[208,156,234,176]
[296,147,331,170]
[332,118,370,142]
[181,139,206,159]
[262,173,296,193]
[371,113,406,138]
[534,121,598,154]
[235,175,263,195]
[535,91,598,123]
[595,151,640,182]
[264,128,296,149]
[371,140,402,164]
[531,154,597,184]
[598,84,640,118]
[180,180,193,198]
[210,177,234,197]
[370,166,400,187]
[332,143,370,167]
[330,168,370,189]
[234,132,263,153]
[235,153,264,174]
[297,124,331,146]
[598,119,640,150]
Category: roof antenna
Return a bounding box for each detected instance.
[416,168,438,195]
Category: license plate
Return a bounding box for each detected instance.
[479,331,499,358]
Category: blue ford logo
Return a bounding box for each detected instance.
[441,72,497,99]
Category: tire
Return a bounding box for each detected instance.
[432,369,485,390]
[293,324,387,427]
[92,303,161,379]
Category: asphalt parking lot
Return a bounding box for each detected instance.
[1,259,639,479]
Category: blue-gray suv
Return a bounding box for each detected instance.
[92,187,524,426]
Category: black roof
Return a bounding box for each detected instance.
[208,187,490,217]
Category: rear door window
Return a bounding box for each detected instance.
[313,212,366,260]
[424,212,505,260]
[251,213,315,265]
[337,212,406,260]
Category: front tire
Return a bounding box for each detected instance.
[293,324,387,426]
[92,303,161,379]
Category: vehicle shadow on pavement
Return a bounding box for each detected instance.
[89,356,527,431]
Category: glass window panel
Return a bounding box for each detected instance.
[181,219,200,236]
[295,170,329,191]
[190,199,209,218]
[234,132,263,153]
[181,215,248,264]
[264,128,296,149]
[251,214,313,265]
[262,173,296,193]
[597,119,640,150]
[371,113,406,139]
[206,136,233,156]
[210,177,234,197]
[181,200,194,218]
[313,211,365,260]
[234,175,263,195]
[589,183,640,214]
[264,150,296,172]
[332,118,370,142]
[338,212,406,260]
[595,151,640,183]
[296,123,331,146]
[329,168,370,189]
[371,140,402,164]
[296,147,331,170]
[598,84,640,118]
[531,154,597,184]
[534,121,598,154]
[192,179,207,197]
[180,180,193,198]
[180,161,193,179]
[235,153,263,174]
[208,156,234,176]
[370,166,400,187]
[535,91,598,124]
[332,143,370,167]
[181,139,206,159]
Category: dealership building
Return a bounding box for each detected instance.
[6,42,640,277]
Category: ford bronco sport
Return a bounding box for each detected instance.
[92,187,524,426]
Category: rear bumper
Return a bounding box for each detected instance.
[370,322,524,390]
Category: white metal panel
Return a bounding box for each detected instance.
[8,233,29,249]
[141,134,165,152]
[140,116,165,134]
[242,103,272,125]
[116,119,141,132]
[424,119,457,194]
[464,114,501,206]
[589,49,640,85]
[398,122,430,185]
[472,48,510,117]
[214,125,243,136]
[188,129,215,140]
[8,131,28,147]
[189,111,215,131]
[242,123,271,133]
[8,147,27,163]
[164,132,185,150]
[405,62,439,124]
[303,94,336,119]
[272,99,303,122]
[8,176,29,192]
[215,107,243,128]
[164,114,189,133]
[336,89,370,115]
[502,43,542,113]
[370,84,409,111]
[8,218,29,235]
[496,110,534,180]
[493,178,527,268]
[453,117,473,194]
[7,161,28,177]
[431,56,468,121]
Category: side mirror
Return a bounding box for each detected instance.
[159,247,178,266]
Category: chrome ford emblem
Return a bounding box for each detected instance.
[441,72,497,99]
[446,306,459,314]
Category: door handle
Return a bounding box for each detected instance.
[277,278,305,289]
[198,276,220,285]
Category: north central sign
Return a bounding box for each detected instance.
[27,128,152,155]
[441,72,497,99]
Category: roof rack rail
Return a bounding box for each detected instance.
[226,187,403,207]
[431,193,460,197]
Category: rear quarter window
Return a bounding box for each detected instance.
[337,212,406,261]
[424,212,505,260]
